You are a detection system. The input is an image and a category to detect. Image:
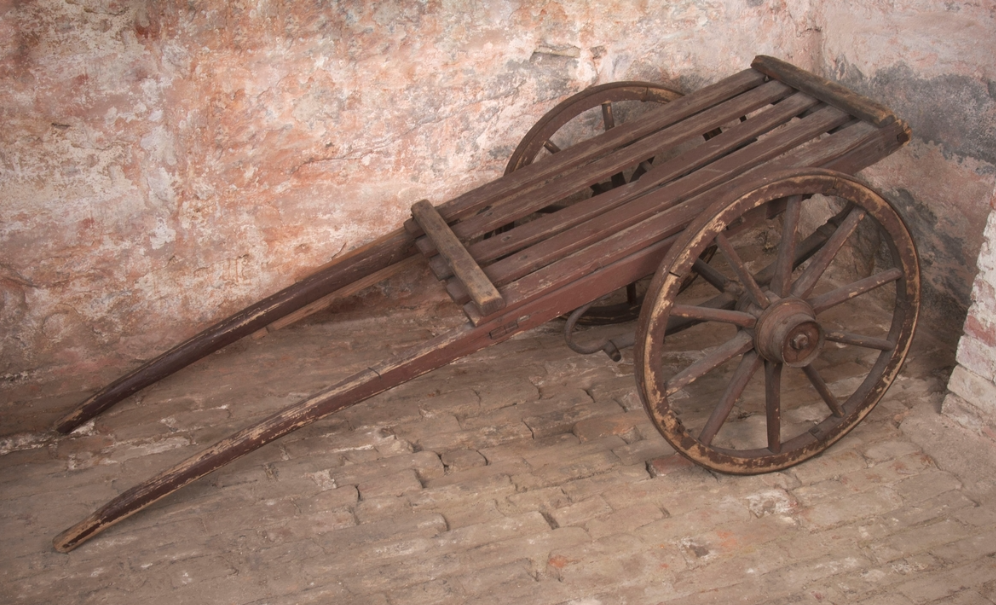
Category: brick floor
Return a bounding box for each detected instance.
[2,307,995,605]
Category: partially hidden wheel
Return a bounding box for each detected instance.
[505,81,683,174]
[505,81,683,325]
[635,169,920,474]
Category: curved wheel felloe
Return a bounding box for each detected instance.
[635,169,920,474]
[506,81,683,325]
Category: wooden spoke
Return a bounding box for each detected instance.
[770,195,802,296]
[543,140,562,154]
[699,351,762,445]
[716,233,770,308]
[601,101,616,130]
[809,267,903,313]
[671,304,756,328]
[693,257,731,292]
[665,331,753,396]
[824,330,895,351]
[627,282,639,305]
[765,361,782,453]
[665,293,736,334]
[601,101,628,187]
[790,206,867,298]
[754,204,852,286]
[802,364,844,417]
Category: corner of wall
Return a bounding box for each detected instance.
[945,188,996,440]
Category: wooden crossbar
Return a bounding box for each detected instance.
[410,199,505,316]
[751,55,897,126]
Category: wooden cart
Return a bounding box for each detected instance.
[52,56,919,552]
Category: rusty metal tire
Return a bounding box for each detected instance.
[635,168,920,474]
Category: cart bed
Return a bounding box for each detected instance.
[406,57,908,329]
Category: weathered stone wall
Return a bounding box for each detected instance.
[945,195,996,438]
[2,0,994,423]
[815,0,996,341]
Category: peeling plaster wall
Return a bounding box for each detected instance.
[1,0,994,428]
[815,0,996,339]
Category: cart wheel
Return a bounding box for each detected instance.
[505,81,683,325]
[635,169,920,474]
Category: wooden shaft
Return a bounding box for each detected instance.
[262,256,422,334]
[54,317,471,552]
[55,367,381,552]
[54,235,682,552]
[55,228,416,434]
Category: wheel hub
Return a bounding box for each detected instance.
[753,297,824,367]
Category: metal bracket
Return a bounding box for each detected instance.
[564,299,636,362]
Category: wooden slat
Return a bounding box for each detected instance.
[444,97,833,296]
[816,120,911,174]
[460,107,885,324]
[751,55,897,127]
[453,90,820,272]
[508,82,684,172]
[463,230,680,326]
[419,79,793,258]
[404,68,768,234]
[769,120,872,169]
[462,200,698,325]
[427,253,451,281]
[410,200,505,316]
[448,200,699,308]
[458,104,851,296]
[442,80,794,246]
